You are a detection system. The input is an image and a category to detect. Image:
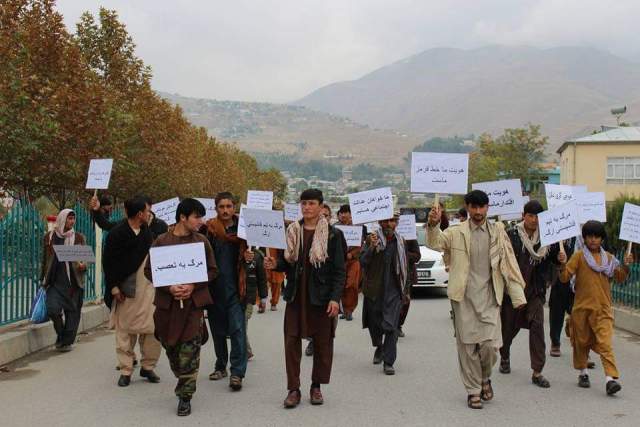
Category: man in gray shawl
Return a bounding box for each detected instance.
[360,212,408,375]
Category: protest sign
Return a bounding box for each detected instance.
[410,152,469,194]
[247,190,273,210]
[472,179,523,216]
[284,203,302,222]
[86,159,113,190]
[397,214,418,240]
[335,225,363,247]
[152,197,180,225]
[575,192,606,223]
[539,202,581,247]
[620,202,640,245]
[349,187,394,225]
[149,242,208,287]
[53,245,96,263]
[242,208,286,249]
[545,184,577,209]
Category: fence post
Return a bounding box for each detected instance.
[94,223,103,302]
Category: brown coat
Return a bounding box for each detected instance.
[40,231,87,289]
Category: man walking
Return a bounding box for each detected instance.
[337,204,362,321]
[426,190,526,409]
[103,196,162,387]
[264,189,345,409]
[360,213,408,375]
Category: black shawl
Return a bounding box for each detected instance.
[103,220,153,308]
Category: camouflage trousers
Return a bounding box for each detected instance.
[162,335,202,400]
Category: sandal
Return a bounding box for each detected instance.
[209,369,228,381]
[532,374,551,388]
[467,394,483,409]
[480,379,494,401]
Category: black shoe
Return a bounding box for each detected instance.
[578,374,590,388]
[373,346,383,365]
[339,314,346,319]
[118,375,131,387]
[383,363,395,375]
[177,399,191,416]
[133,359,138,367]
[499,358,511,374]
[606,380,621,396]
[397,328,405,338]
[346,313,353,321]
[140,368,160,383]
[305,341,314,357]
[532,374,551,388]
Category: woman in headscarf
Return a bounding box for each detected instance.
[40,209,87,352]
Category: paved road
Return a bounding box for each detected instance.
[1,293,639,427]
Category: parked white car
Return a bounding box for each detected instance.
[413,224,448,290]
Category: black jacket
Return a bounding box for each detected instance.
[275,222,346,307]
[93,209,168,240]
[507,227,559,298]
[243,249,268,304]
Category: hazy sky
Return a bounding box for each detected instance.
[56,0,640,103]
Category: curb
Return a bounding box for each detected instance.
[0,304,109,366]
[614,306,640,336]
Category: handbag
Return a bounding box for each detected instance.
[30,287,48,324]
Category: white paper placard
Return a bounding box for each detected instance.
[152,197,180,225]
[238,204,248,239]
[242,208,286,249]
[499,212,523,221]
[195,198,217,221]
[620,202,640,244]
[472,179,523,216]
[53,245,96,263]
[572,185,588,194]
[85,159,113,189]
[545,184,579,209]
[575,192,606,224]
[149,242,209,287]
[349,187,394,225]
[284,203,302,222]
[539,202,581,247]
[335,225,363,247]
[397,215,418,240]
[247,190,273,210]
[410,152,469,194]
[366,222,381,234]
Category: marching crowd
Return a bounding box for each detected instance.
[38,187,633,416]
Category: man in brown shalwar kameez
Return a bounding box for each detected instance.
[264,189,346,409]
[145,199,217,417]
[426,190,527,409]
[337,204,362,321]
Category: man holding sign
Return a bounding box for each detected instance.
[337,204,363,321]
[40,209,88,352]
[426,190,526,409]
[264,189,346,409]
[145,199,217,417]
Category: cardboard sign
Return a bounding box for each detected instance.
[53,245,96,263]
[284,203,302,222]
[247,190,273,210]
[472,179,523,216]
[85,159,113,189]
[242,208,286,249]
[335,225,363,247]
[539,202,581,247]
[620,202,640,244]
[575,192,606,224]
[545,184,577,209]
[410,152,469,194]
[149,242,209,287]
[195,198,217,221]
[349,187,394,225]
[397,214,418,240]
[152,197,180,225]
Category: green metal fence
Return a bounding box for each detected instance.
[0,201,45,326]
[612,250,640,310]
[0,201,124,326]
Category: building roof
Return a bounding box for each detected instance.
[557,126,640,153]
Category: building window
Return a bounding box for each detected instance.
[607,157,640,184]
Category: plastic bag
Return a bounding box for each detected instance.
[30,287,48,324]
